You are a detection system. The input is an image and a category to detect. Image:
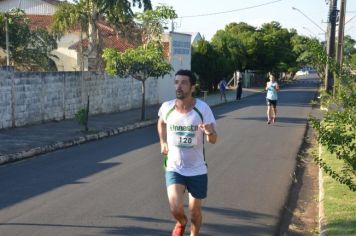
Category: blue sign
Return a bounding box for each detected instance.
[172,40,190,55]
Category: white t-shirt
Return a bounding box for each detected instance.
[266,81,278,100]
[158,99,216,176]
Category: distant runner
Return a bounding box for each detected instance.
[157,69,218,236]
[265,73,280,124]
[219,78,227,102]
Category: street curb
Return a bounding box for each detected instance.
[0,119,158,165]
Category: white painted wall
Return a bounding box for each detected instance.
[52,33,81,71]
[158,32,191,103]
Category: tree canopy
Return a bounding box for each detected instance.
[191,39,220,91]
[0,9,58,71]
[103,5,175,120]
[192,21,334,89]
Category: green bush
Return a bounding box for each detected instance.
[75,108,89,131]
[310,69,356,191]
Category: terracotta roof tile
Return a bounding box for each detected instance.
[68,22,135,52]
[27,15,53,30]
[26,14,168,57]
[25,14,134,52]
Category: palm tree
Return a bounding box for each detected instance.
[51,0,152,71]
[52,1,88,70]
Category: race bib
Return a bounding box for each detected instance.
[173,131,197,148]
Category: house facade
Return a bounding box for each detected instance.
[0,0,82,71]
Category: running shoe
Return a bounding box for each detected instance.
[267,120,271,124]
[172,222,186,236]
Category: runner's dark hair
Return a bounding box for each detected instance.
[175,70,197,86]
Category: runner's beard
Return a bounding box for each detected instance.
[176,90,186,99]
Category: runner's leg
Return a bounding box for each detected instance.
[272,103,277,122]
[167,184,188,226]
[188,194,203,236]
[267,105,271,123]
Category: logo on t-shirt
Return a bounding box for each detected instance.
[170,124,198,148]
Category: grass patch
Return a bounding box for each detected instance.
[322,147,356,235]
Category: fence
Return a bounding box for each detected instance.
[0,67,158,129]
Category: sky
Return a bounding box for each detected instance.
[149,0,356,41]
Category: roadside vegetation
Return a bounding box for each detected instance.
[306,30,355,235]
[309,45,355,192]
[321,147,356,235]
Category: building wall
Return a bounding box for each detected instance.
[0,0,57,15]
[158,32,191,103]
[52,33,81,71]
[0,67,158,129]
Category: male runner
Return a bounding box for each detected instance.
[157,69,217,236]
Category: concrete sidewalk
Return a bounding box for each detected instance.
[0,88,263,165]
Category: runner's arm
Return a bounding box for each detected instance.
[200,123,217,144]
[157,117,168,154]
[206,130,217,144]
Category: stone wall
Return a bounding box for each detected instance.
[0,67,158,129]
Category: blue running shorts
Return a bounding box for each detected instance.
[165,171,208,199]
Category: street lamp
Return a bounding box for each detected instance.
[292,7,326,33]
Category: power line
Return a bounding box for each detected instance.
[345,15,356,24]
[179,0,284,18]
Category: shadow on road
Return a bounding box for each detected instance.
[234,117,308,125]
[0,208,276,235]
[0,126,159,211]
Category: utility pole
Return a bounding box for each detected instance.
[325,0,338,94]
[336,0,346,67]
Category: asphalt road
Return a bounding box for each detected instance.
[0,77,319,236]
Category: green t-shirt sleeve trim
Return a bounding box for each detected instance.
[193,107,203,123]
[165,105,175,121]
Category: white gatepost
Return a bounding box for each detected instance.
[157,32,192,103]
